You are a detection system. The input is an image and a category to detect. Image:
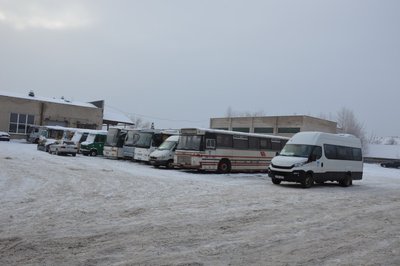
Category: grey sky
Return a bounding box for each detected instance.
[0,0,399,136]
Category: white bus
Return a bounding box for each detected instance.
[103,127,129,159]
[133,129,179,162]
[122,130,140,159]
[174,128,289,173]
[268,132,363,188]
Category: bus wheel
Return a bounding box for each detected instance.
[90,150,97,157]
[339,174,352,187]
[302,173,314,188]
[218,159,231,174]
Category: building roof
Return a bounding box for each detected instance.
[103,105,134,125]
[0,90,97,108]
[1,90,134,125]
[211,115,337,123]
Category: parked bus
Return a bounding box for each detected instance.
[103,127,129,159]
[122,130,140,159]
[133,129,179,162]
[268,132,363,188]
[174,128,289,173]
[80,130,108,156]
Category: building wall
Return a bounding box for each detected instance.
[0,95,103,139]
[210,116,337,137]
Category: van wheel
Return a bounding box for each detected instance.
[302,173,314,188]
[166,160,174,169]
[218,159,231,174]
[339,174,352,187]
[271,178,281,185]
[90,150,97,157]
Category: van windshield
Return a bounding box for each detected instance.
[280,144,318,158]
[85,133,96,143]
[158,141,176,151]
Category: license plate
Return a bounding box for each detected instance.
[274,175,284,179]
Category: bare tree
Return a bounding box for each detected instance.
[129,115,152,129]
[385,137,396,145]
[336,107,367,146]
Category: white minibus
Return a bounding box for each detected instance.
[134,129,179,162]
[149,135,180,168]
[268,132,363,188]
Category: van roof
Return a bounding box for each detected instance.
[289,131,361,147]
[165,135,180,141]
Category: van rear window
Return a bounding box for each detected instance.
[324,144,362,161]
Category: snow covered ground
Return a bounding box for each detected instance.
[1,141,399,265]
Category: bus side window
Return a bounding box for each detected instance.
[249,137,259,150]
[271,139,281,151]
[206,139,216,149]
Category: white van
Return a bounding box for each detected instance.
[149,135,179,168]
[268,132,363,188]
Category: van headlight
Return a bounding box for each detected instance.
[293,162,306,168]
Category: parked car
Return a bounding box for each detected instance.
[380,161,400,169]
[37,137,57,152]
[49,140,78,156]
[0,131,10,141]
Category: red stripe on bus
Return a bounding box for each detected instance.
[176,153,273,160]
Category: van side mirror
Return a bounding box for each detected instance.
[275,152,279,156]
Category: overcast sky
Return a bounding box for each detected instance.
[0,0,399,136]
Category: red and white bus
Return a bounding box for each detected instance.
[174,128,289,173]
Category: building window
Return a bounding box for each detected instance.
[278,127,300,134]
[9,113,34,134]
[254,127,274,134]
[232,127,250,133]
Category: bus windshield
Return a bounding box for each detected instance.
[280,144,317,158]
[106,128,120,146]
[134,132,153,148]
[71,132,83,143]
[177,135,202,151]
[125,131,140,146]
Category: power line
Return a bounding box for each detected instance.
[107,104,208,124]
